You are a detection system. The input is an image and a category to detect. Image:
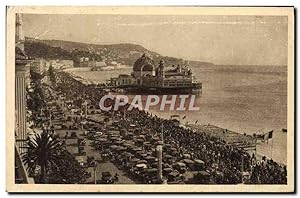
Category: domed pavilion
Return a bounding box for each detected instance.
[132,54,156,77]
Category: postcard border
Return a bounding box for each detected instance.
[6,6,295,193]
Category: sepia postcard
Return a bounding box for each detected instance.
[6,6,295,193]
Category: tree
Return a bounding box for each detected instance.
[48,150,89,184]
[27,68,46,114]
[22,131,61,183]
[29,67,43,82]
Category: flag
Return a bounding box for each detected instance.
[264,130,273,140]
[268,130,273,139]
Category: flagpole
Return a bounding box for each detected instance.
[85,100,88,119]
[161,123,164,144]
[255,137,257,158]
[94,165,97,184]
[271,138,273,159]
[49,111,52,127]
[241,154,244,183]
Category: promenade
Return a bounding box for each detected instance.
[36,70,287,184]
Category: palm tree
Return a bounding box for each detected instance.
[22,131,61,183]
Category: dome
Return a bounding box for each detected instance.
[133,54,155,72]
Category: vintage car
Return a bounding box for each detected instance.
[173,162,187,174]
[182,159,195,170]
[163,167,173,176]
[191,171,213,184]
[131,163,148,178]
[143,168,159,184]
[87,156,95,167]
[163,154,174,164]
[76,156,85,167]
[100,172,114,184]
[166,171,182,183]
[242,171,251,184]
[60,124,68,130]
[194,159,205,171]
[77,138,86,146]
[70,131,78,138]
[69,125,79,130]
[101,153,110,162]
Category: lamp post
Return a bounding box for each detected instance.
[157,143,163,183]
[49,111,52,127]
[93,161,97,184]
[156,123,164,183]
[83,100,88,119]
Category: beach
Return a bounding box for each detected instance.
[65,64,287,164]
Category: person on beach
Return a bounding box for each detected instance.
[44,71,287,185]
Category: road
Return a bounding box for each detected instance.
[53,109,134,184]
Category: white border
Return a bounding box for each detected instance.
[1,1,298,196]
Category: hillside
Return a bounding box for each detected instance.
[24,38,213,67]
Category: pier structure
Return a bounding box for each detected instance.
[109,54,202,95]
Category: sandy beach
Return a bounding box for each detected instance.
[64,64,287,164]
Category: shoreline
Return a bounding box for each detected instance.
[52,70,287,184]
[61,68,287,165]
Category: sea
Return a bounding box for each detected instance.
[65,65,288,164]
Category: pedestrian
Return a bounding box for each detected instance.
[114,173,119,182]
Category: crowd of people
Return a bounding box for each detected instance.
[54,71,287,184]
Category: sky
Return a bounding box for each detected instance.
[22,14,288,66]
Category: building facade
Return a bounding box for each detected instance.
[111,54,199,90]
[15,13,34,184]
